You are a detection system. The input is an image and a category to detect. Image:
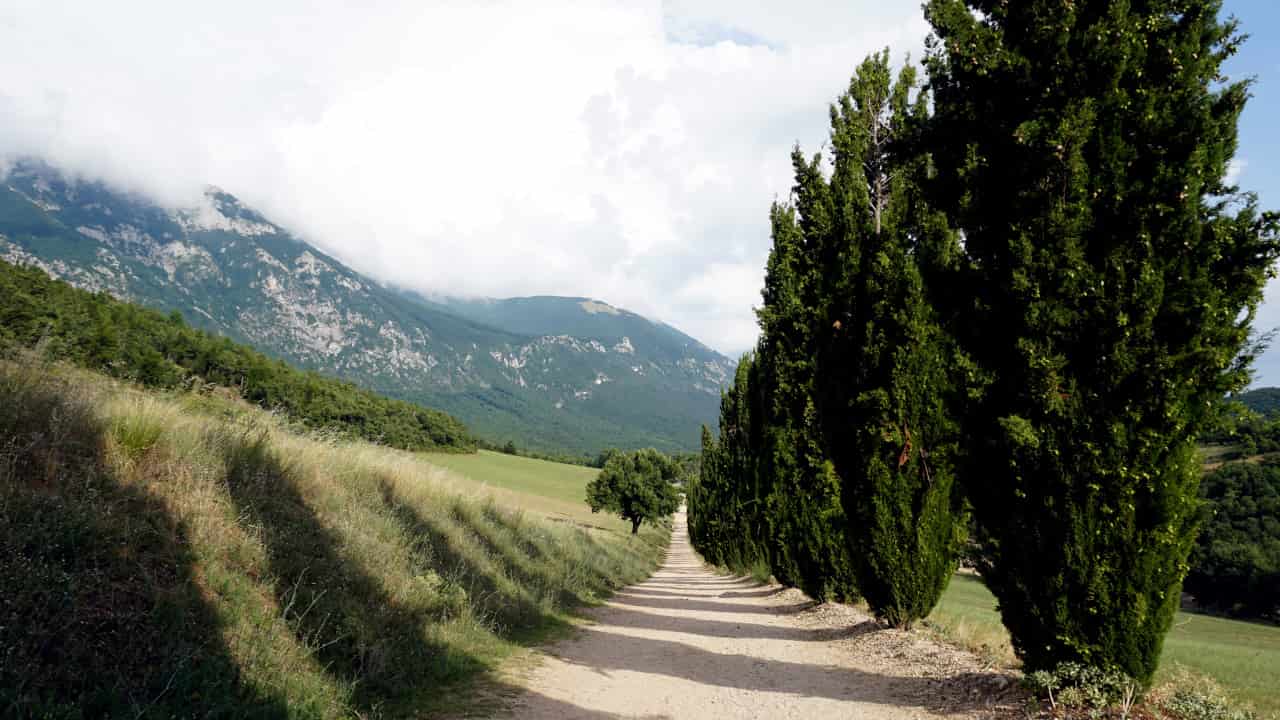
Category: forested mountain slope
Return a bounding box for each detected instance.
[0,161,733,454]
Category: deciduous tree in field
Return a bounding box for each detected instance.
[925,0,1278,681]
[586,448,681,535]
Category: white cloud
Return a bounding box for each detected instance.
[1226,158,1248,186]
[0,0,929,353]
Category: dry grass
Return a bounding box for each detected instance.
[0,356,668,718]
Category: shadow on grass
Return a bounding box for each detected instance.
[451,501,583,610]
[0,382,290,718]
[374,478,572,642]
[220,431,486,714]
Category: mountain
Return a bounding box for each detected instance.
[0,160,734,455]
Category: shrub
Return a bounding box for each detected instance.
[1025,662,1139,712]
[1163,690,1256,720]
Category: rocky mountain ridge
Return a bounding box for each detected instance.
[0,161,734,454]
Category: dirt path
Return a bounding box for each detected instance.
[506,511,1019,719]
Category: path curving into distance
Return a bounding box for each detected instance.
[507,510,1015,719]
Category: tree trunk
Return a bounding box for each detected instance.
[631,517,642,535]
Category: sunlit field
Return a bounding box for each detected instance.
[929,574,1280,717]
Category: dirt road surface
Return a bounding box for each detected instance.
[506,511,1019,719]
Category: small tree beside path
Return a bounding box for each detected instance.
[586,448,681,534]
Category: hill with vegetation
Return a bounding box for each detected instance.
[0,161,734,455]
[1186,460,1280,622]
[0,259,474,452]
[1233,387,1280,418]
[0,354,667,717]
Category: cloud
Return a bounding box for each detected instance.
[1226,158,1248,186]
[0,1,929,354]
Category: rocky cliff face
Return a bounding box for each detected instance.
[0,161,734,454]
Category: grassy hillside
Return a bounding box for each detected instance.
[928,575,1280,717]
[0,355,667,718]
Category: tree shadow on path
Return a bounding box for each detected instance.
[552,625,1009,715]
[588,603,875,643]
[610,591,815,616]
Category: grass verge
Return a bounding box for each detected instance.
[0,356,668,718]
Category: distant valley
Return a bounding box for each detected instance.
[0,160,734,454]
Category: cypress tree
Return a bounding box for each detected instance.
[686,425,716,553]
[755,203,858,601]
[925,0,1279,681]
[808,51,964,628]
[689,355,767,571]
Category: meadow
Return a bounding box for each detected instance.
[928,574,1280,718]
[421,450,609,527]
[0,355,667,718]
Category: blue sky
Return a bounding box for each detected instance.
[1223,0,1280,385]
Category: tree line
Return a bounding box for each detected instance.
[0,259,476,452]
[690,0,1278,689]
[1187,460,1280,621]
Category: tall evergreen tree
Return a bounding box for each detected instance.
[686,425,716,554]
[925,0,1279,680]
[755,203,858,601]
[689,355,767,570]
[808,51,964,628]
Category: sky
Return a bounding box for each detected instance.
[0,1,1276,382]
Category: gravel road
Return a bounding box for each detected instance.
[506,511,1020,719]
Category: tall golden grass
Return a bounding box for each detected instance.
[0,354,667,718]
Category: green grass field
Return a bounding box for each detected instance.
[421,450,628,531]
[423,450,599,506]
[930,574,1280,717]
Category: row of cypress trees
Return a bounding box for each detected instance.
[688,0,1278,686]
